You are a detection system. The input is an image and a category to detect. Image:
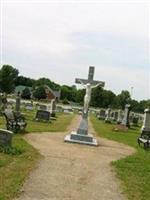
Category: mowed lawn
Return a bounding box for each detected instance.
[0,111,75,200]
[0,135,41,200]
[91,115,150,200]
[0,110,75,132]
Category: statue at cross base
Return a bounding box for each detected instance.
[64,66,105,146]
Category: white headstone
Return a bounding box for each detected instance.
[141,108,150,133]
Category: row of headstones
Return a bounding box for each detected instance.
[0,98,58,147]
[96,105,144,127]
[97,106,150,147]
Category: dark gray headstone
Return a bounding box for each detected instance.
[97,109,106,120]
[51,99,56,116]
[114,112,118,121]
[105,108,111,123]
[132,116,139,126]
[35,110,51,121]
[25,103,33,110]
[15,95,21,115]
[0,129,13,146]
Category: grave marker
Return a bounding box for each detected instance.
[35,110,51,122]
[121,104,131,128]
[64,66,105,146]
[0,129,13,146]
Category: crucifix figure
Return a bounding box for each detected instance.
[64,66,105,146]
[76,66,105,118]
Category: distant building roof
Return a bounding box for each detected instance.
[44,85,61,99]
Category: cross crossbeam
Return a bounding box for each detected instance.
[75,66,105,87]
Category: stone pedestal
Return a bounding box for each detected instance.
[64,116,98,146]
[15,95,21,117]
[121,104,131,127]
[51,99,56,117]
[64,131,98,146]
[141,108,150,134]
[117,110,123,124]
[105,108,111,123]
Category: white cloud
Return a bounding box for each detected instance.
[1,0,149,100]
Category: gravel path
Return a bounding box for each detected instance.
[15,115,135,200]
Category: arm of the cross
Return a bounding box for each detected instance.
[91,81,105,88]
[75,78,89,85]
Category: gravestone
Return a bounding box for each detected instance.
[97,109,106,120]
[121,104,131,128]
[0,129,13,146]
[64,66,105,146]
[110,111,114,120]
[0,97,2,115]
[35,110,51,122]
[132,115,139,126]
[113,111,118,121]
[51,99,56,117]
[129,112,134,124]
[63,107,74,114]
[1,93,8,111]
[117,109,123,124]
[25,103,33,110]
[15,93,21,116]
[56,105,63,113]
[1,93,7,105]
[141,108,150,135]
[38,104,47,111]
[139,114,144,124]
[105,108,111,123]
[138,108,150,147]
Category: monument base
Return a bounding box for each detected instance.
[64,131,98,146]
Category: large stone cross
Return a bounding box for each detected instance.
[75,66,105,87]
[75,66,105,118]
[64,66,105,146]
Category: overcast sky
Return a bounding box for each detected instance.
[0,0,150,100]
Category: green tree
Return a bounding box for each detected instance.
[117,90,131,109]
[90,87,116,108]
[35,78,60,90]
[15,76,35,87]
[33,86,46,100]
[21,87,31,99]
[91,86,103,107]
[101,90,116,108]
[0,65,19,93]
[76,89,85,104]
[60,85,77,102]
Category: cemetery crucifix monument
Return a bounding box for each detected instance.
[64,66,105,146]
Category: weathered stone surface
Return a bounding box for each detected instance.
[0,129,13,146]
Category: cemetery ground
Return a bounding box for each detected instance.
[91,115,150,200]
[0,111,75,200]
[0,111,149,200]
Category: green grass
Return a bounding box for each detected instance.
[91,115,150,200]
[25,111,75,133]
[0,135,41,200]
[0,110,75,133]
[0,110,75,200]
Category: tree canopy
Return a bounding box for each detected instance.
[0,64,149,113]
[0,65,19,93]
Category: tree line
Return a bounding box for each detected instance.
[0,65,149,113]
